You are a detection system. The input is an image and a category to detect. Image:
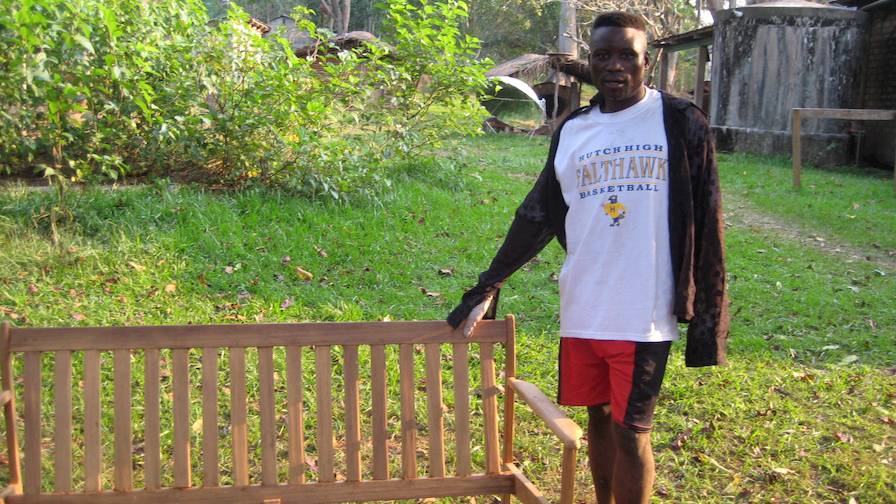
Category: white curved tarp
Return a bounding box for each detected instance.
[491,76,546,114]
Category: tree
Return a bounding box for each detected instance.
[318,0,351,33]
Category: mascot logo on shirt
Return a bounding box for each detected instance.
[602,195,627,227]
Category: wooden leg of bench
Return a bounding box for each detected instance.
[504,463,548,504]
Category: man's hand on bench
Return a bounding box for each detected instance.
[463,291,495,338]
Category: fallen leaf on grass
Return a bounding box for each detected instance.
[420,287,440,298]
[872,443,884,452]
[281,255,291,265]
[71,313,86,321]
[438,268,454,277]
[835,432,854,444]
[128,261,145,272]
[164,283,177,293]
[280,298,293,309]
[880,416,894,426]
[304,456,318,473]
[224,266,234,274]
[314,246,328,258]
[772,467,794,476]
[296,267,313,281]
[839,355,859,365]
[28,283,38,294]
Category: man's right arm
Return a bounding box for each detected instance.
[447,133,568,330]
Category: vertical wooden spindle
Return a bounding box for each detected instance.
[480,343,500,474]
[452,344,471,477]
[54,351,72,493]
[315,346,334,483]
[344,345,361,482]
[144,349,161,491]
[0,323,22,491]
[424,344,445,477]
[201,348,218,487]
[113,349,132,491]
[84,350,101,492]
[258,347,277,486]
[23,352,41,494]
[398,344,416,479]
[286,346,305,484]
[501,316,517,504]
[370,344,388,480]
[230,348,249,486]
[172,349,191,488]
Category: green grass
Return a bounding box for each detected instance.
[1,135,894,502]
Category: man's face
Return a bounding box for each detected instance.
[589,26,650,112]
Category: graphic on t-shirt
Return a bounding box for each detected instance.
[602,195,627,227]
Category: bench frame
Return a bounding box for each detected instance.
[0,317,583,504]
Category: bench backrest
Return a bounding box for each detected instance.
[0,317,517,503]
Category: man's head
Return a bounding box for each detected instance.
[589,12,650,113]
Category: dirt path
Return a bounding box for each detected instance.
[724,193,896,272]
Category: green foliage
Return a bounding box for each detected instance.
[0,0,490,199]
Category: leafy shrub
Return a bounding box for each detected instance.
[0,0,490,199]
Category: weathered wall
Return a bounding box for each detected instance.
[710,6,868,164]
[860,9,896,167]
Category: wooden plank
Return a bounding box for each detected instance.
[480,343,500,474]
[501,315,517,504]
[452,343,471,477]
[143,349,161,491]
[83,350,101,492]
[0,323,21,489]
[230,348,249,487]
[23,352,41,495]
[694,45,708,109]
[792,109,802,189]
[4,474,516,504]
[559,446,577,504]
[113,350,132,491]
[10,321,508,352]
[370,345,388,481]
[201,348,218,487]
[258,347,277,486]
[285,346,305,485]
[424,344,445,478]
[314,346,334,483]
[658,50,669,92]
[794,108,896,121]
[53,351,72,493]
[398,344,417,479]
[172,349,191,488]
[507,379,582,449]
[343,346,361,482]
[504,463,549,504]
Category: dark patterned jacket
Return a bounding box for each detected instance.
[447,90,729,367]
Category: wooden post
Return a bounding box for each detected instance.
[84,350,101,492]
[201,348,219,487]
[480,343,500,475]
[258,347,277,486]
[172,349,191,488]
[314,346,334,483]
[113,350,132,492]
[501,316,517,504]
[286,346,305,485]
[370,345,389,480]
[658,50,670,92]
[53,351,72,493]
[792,108,802,189]
[399,344,417,479]
[144,349,161,491]
[1,322,22,494]
[230,348,249,487]
[424,344,445,478]
[452,344,471,477]
[23,352,40,494]
[559,445,578,504]
[343,345,362,482]
[695,45,709,109]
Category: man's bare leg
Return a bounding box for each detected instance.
[587,404,616,504]
[610,422,654,504]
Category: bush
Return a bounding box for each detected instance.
[0,0,490,199]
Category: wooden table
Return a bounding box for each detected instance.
[791,107,896,194]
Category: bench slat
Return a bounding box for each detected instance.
[53,351,72,493]
[370,344,388,481]
[84,351,101,492]
[425,344,445,478]
[201,348,218,487]
[144,349,161,491]
[24,352,41,495]
[343,346,361,482]
[114,350,132,491]
[10,321,506,352]
[452,344,471,477]
[286,346,305,485]
[230,348,249,486]
[315,346,334,483]
[173,349,191,488]
[480,343,500,474]
[259,347,277,486]
[4,474,516,504]
[399,344,417,479]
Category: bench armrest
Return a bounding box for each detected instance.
[507,378,583,449]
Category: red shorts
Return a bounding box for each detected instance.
[558,338,671,432]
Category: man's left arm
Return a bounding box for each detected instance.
[684,106,730,367]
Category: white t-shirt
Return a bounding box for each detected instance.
[553,88,679,342]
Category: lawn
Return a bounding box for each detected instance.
[0,135,894,502]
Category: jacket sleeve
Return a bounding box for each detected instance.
[684,105,730,367]
[447,131,567,329]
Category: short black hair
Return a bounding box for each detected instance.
[591,11,647,33]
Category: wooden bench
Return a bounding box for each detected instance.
[0,317,583,503]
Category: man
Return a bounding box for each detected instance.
[447,11,729,504]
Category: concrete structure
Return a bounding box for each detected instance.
[710,1,868,165]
